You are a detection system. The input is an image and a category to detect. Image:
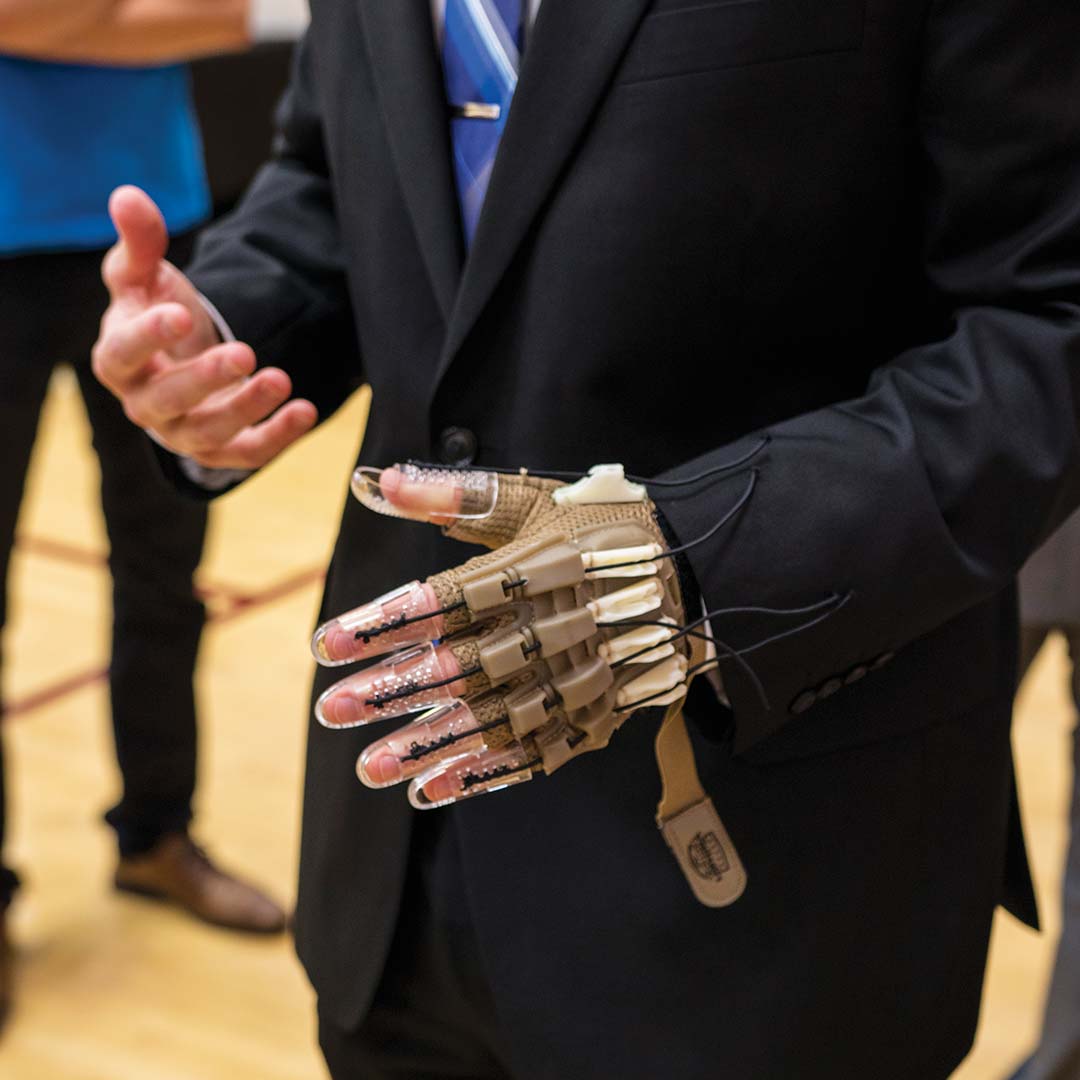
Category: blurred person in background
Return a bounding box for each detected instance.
[0,0,288,1033]
[1011,510,1080,1080]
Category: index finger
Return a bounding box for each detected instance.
[92,303,192,392]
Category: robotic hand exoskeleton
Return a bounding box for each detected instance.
[312,461,754,906]
[315,463,696,802]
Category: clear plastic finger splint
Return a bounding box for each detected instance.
[311,581,442,666]
[351,464,499,522]
[407,744,536,810]
[314,643,466,728]
[357,699,498,788]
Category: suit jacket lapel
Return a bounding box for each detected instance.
[356,0,463,321]
[434,0,654,391]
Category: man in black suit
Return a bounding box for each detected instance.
[90,1,1080,1076]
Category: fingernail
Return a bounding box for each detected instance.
[415,772,459,806]
[314,643,464,727]
[319,693,364,728]
[323,626,361,663]
[358,749,403,786]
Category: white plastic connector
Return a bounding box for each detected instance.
[598,618,678,665]
[587,580,663,624]
[582,543,663,579]
[553,464,649,506]
[616,654,689,709]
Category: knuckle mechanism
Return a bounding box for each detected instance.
[427,495,690,778]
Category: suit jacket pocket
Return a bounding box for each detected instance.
[618,0,866,84]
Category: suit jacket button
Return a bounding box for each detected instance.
[819,677,843,699]
[791,691,817,715]
[438,426,478,466]
[845,664,869,685]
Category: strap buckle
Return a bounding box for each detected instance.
[655,692,748,908]
[657,796,748,908]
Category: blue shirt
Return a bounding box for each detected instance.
[0,56,211,256]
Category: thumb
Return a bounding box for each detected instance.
[354,464,554,548]
[105,186,169,293]
[380,466,467,520]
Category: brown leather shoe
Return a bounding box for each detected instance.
[0,912,12,1035]
[115,833,287,935]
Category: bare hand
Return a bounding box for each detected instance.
[92,186,317,471]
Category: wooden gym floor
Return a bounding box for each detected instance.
[0,368,1069,1078]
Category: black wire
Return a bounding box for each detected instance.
[365,664,482,708]
[698,636,771,713]
[731,591,854,658]
[613,591,854,714]
[355,577,525,644]
[612,627,771,713]
[609,624,696,670]
[606,622,718,658]
[687,593,855,701]
[354,598,467,643]
[460,756,542,791]
[610,594,841,670]
[404,436,769,490]
[405,460,583,481]
[611,679,688,713]
[614,595,842,636]
[585,469,757,575]
[400,716,507,763]
[631,436,770,486]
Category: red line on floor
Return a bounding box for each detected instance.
[3,666,110,720]
[2,563,327,722]
[16,534,108,570]
[210,567,327,625]
[14,533,275,603]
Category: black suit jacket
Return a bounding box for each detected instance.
[181,1,1080,1076]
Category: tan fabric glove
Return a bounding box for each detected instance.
[312,463,704,809]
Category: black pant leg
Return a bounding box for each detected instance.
[0,253,76,907]
[59,242,208,856]
[318,812,516,1080]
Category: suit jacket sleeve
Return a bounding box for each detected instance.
[184,29,362,428]
[652,0,1080,752]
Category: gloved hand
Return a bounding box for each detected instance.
[311,463,708,809]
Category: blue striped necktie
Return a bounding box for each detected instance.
[442,0,524,247]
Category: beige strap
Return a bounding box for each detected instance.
[655,701,747,908]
